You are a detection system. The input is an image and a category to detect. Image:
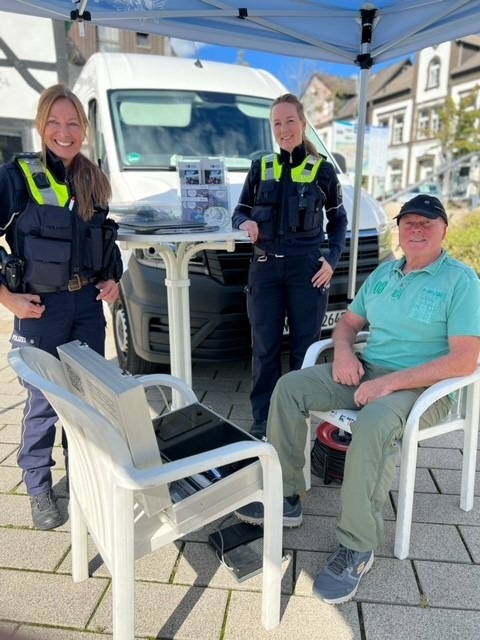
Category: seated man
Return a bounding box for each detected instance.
[235,195,480,604]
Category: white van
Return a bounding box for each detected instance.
[73,52,392,374]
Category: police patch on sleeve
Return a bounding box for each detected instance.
[337,183,343,201]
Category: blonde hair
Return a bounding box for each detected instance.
[271,93,318,157]
[35,84,112,221]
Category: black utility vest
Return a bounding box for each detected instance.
[251,153,325,241]
[12,153,105,291]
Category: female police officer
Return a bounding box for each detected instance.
[232,93,347,439]
[0,84,122,529]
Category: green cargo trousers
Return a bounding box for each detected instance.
[266,359,452,552]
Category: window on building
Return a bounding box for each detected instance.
[459,89,477,112]
[427,57,441,89]
[376,119,391,146]
[322,99,333,117]
[417,110,429,139]
[87,100,108,173]
[97,27,121,53]
[136,32,151,48]
[431,108,441,133]
[388,161,403,192]
[417,157,434,182]
[392,115,404,144]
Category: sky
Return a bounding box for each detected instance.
[170,39,363,94]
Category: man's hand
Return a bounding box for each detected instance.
[332,309,368,386]
[353,377,393,407]
[332,350,365,386]
[352,335,480,407]
[0,286,45,319]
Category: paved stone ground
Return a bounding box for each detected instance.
[0,304,479,639]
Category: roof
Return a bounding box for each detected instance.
[370,63,415,102]
[456,34,480,47]
[452,49,480,76]
[321,59,414,119]
[307,74,357,98]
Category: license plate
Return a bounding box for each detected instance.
[322,309,346,330]
[283,309,346,335]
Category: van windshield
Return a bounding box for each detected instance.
[109,89,332,171]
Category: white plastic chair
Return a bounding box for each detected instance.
[301,333,480,559]
[8,346,283,639]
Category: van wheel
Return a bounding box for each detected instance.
[113,294,158,375]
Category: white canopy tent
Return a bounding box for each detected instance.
[1,0,479,296]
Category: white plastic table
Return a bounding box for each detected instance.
[118,228,249,395]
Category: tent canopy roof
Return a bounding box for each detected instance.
[1,1,479,68]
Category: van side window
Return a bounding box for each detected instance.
[88,99,108,173]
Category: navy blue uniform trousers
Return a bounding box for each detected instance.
[11,284,106,496]
[247,249,328,424]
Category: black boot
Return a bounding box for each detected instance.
[30,489,63,530]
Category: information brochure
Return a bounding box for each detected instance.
[177,157,231,230]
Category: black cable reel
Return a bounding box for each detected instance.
[311,421,352,484]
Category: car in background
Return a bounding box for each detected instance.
[396,182,442,205]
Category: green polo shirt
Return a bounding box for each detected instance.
[349,250,480,370]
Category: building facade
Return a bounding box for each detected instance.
[302,36,480,201]
[0,15,169,161]
[0,13,63,161]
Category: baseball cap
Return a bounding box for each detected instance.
[395,195,448,225]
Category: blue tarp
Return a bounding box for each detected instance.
[1,1,478,66]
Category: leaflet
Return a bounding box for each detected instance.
[178,157,231,230]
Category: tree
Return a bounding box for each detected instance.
[436,87,480,199]
[437,87,480,158]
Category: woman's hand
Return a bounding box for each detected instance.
[311,258,333,289]
[0,286,45,319]
[95,279,119,304]
[239,220,259,244]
